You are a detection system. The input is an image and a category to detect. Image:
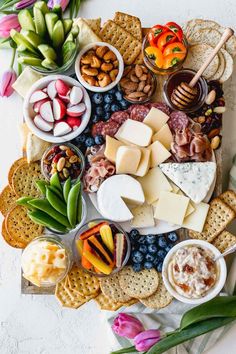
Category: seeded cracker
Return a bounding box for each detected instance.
[219,48,234,83]
[8,157,27,188]
[55,278,85,309]
[0,185,17,217]
[12,161,44,197]
[1,218,25,248]
[113,12,142,41]
[212,231,236,253]
[67,265,100,296]
[219,190,236,213]
[84,18,101,36]
[100,273,133,302]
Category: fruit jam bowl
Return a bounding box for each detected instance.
[73,219,131,278]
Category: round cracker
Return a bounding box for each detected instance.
[210,49,225,80]
[5,205,44,247]
[183,44,219,79]
[1,218,25,248]
[187,28,224,48]
[100,273,133,302]
[217,27,236,58]
[184,19,221,39]
[219,48,234,83]
[67,265,100,296]
[118,266,159,299]
[0,185,17,217]
[140,274,173,309]
[95,292,126,311]
[11,161,44,197]
[8,157,27,188]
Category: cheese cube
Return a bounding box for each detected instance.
[131,203,155,228]
[115,119,153,147]
[133,148,150,177]
[177,190,195,217]
[154,191,190,225]
[104,136,124,163]
[143,107,169,132]
[182,202,210,232]
[137,167,172,204]
[152,124,173,150]
[116,146,141,174]
[148,140,171,167]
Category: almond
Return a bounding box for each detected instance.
[127,91,146,99]
[57,157,65,172]
[134,64,143,78]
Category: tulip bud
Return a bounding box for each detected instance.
[0,14,21,39]
[48,0,70,11]
[112,313,144,339]
[0,69,17,97]
[134,329,161,352]
[15,0,37,10]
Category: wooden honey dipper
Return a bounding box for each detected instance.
[171,27,234,109]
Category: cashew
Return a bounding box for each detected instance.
[90,55,102,68]
[81,65,98,76]
[110,69,119,81]
[113,60,119,68]
[81,51,95,64]
[104,50,117,62]
[96,45,109,58]
[101,62,113,72]
[82,74,96,86]
[98,72,111,87]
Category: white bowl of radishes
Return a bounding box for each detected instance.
[23,75,91,143]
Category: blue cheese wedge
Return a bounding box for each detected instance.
[159,162,216,204]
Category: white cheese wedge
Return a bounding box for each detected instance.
[12,67,43,98]
[116,146,141,174]
[97,175,145,222]
[133,148,151,177]
[74,18,101,48]
[104,136,124,163]
[154,191,190,225]
[182,202,210,232]
[177,190,195,217]
[26,133,51,163]
[137,167,172,204]
[131,203,155,228]
[148,140,171,167]
[152,124,173,150]
[159,162,216,204]
[143,107,169,132]
[115,119,153,147]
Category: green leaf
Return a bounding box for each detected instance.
[110,346,137,354]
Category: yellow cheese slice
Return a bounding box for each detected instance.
[26,133,51,163]
[115,119,153,147]
[133,148,150,177]
[182,202,210,232]
[177,190,195,217]
[116,146,141,174]
[148,140,171,167]
[12,67,43,98]
[152,124,173,150]
[131,203,155,228]
[104,135,124,163]
[73,18,101,48]
[143,107,169,132]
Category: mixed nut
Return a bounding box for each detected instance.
[42,144,84,182]
[119,64,155,102]
[80,45,119,88]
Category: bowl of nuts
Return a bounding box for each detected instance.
[75,42,124,93]
[119,64,157,103]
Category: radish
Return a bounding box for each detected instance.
[47,80,57,100]
[33,98,50,113]
[40,101,54,122]
[29,90,48,104]
[66,116,82,129]
[67,103,86,117]
[55,79,70,96]
[34,114,53,132]
[70,86,83,105]
[53,98,66,120]
[42,88,47,93]
[58,94,70,103]
[53,121,72,137]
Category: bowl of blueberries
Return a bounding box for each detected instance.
[128,228,179,273]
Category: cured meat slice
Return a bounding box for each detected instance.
[110,111,130,124]
[168,111,190,132]
[102,121,120,137]
[91,121,105,137]
[148,102,172,116]
[130,104,150,121]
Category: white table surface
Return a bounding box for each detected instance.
[0,1,236,353]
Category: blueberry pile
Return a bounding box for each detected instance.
[71,86,130,151]
[128,229,179,273]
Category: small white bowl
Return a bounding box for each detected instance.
[75,41,124,93]
[23,75,91,143]
[162,239,227,305]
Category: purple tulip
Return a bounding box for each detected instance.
[0,69,17,97]
[15,0,37,10]
[48,0,70,11]
[112,313,144,339]
[134,329,161,352]
[0,14,21,38]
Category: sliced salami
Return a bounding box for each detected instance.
[149,102,172,116]
[102,121,120,137]
[168,111,190,132]
[110,111,130,124]
[91,121,105,137]
[130,104,150,121]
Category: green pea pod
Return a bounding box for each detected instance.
[18,56,42,67]
[77,188,82,224]
[35,180,48,196]
[62,19,73,35]
[34,1,49,15]
[50,172,62,192]
[63,177,71,203]
[16,196,35,209]
[48,185,63,200]
[41,59,58,70]
[45,13,58,39]
[33,7,46,38]
[10,29,38,54]
[20,30,43,47]
[18,9,35,32]
[28,210,67,233]
[52,20,65,48]
[28,198,71,228]
[38,44,57,61]
[46,186,67,216]
[67,181,81,228]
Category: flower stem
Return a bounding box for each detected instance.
[10,47,16,68]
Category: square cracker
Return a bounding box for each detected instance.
[189,198,235,242]
[84,18,101,36]
[113,12,142,41]
[212,231,236,253]
[99,20,142,65]
[219,190,236,214]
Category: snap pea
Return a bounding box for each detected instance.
[28,210,67,233]
[46,186,67,216]
[16,196,35,209]
[67,181,81,228]
[35,180,48,196]
[63,177,71,203]
[28,198,71,228]
[49,185,63,200]
[50,172,62,192]
[77,188,82,224]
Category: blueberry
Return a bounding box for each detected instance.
[132,263,143,272]
[130,229,140,239]
[153,257,160,266]
[156,261,163,272]
[85,137,95,147]
[144,261,154,269]
[94,134,104,145]
[73,133,86,145]
[95,106,104,116]
[83,127,90,134]
[145,253,154,262]
[108,87,116,94]
[92,114,100,123]
[146,234,156,244]
[165,245,173,253]
[120,99,129,109]
[139,244,148,254]
[157,236,167,248]
[157,249,167,260]
[111,103,120,112]
[104,103,111,112]
[102,112,110,121]
[104,93,114,104]
[131,250,144,264]
[92,93,103,105]
[138,235,146,244]
[148,244,158,254]
[167,232,179,243]
[115,91,123,101]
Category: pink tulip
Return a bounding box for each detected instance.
[112,313,144,339]
[48,0,70,11]
[134,329,161,352]
[0,15,21,38]
[0,69,17,97]
[15,0,37,10]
